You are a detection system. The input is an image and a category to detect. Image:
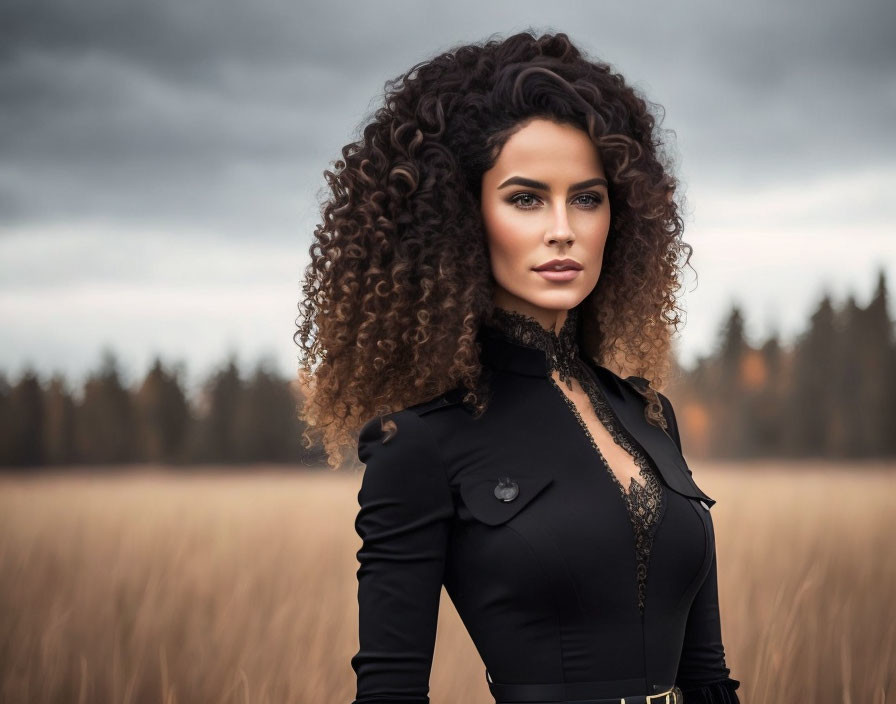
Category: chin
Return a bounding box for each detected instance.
[516,291,588,312]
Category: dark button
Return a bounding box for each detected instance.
[494,476,519,502]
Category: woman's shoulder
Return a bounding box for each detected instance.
[404,385,468,418]
[355,404,455,514]
[357,386,468,458]
[580,357,656,400]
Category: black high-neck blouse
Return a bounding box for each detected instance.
[350,305,741,704]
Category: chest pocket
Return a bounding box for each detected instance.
[458,474,554,526]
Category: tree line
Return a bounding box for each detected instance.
[674,269,895,458]
[1,269,893,469]
[0,356,325,469]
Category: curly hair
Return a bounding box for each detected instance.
[294,30,694,468]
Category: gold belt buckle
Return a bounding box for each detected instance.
[642,686,677,703]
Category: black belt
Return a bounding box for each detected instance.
[485,670,682,704]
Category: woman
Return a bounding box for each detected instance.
[295,31,741,704]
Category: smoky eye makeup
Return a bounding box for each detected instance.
[506,192,604,210]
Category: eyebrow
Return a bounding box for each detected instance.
[497,176,609,192]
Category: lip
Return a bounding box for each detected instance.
[532,258,583,271]
[535,269,581,282]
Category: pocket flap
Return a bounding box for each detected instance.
[459,474,554,526]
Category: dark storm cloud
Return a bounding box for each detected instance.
[1,0,403,75]
[0,0,893,236]
[670,0,896,181]
[0,0,438,235]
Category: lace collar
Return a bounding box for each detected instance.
[479,305,582,389]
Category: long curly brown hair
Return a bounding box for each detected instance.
[295,30,693,469]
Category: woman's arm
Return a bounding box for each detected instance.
[658,393,742,703]
[350,410,454,704]
[675,547,741,702]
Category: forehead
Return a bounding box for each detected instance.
[488,119,604,179]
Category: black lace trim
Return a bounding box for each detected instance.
[483,305,581,390]
[483,305,664,614]
[554,362,664,615]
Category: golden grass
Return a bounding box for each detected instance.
[0,462,893,704]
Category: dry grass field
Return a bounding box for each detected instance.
[1,462,894,704]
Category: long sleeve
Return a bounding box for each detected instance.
[658,392,742,703]
[350,410,454,704]
[675,549,741,702]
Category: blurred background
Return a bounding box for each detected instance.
[1,0,894,703]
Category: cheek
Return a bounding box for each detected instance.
[582,211,612,257]
[482,203,527,266]
[576,205,611,236]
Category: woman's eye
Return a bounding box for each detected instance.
[509,192,604,210]
[509,193,540,209]
[574,193,603,208]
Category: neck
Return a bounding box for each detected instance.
[494,298,569,333]
[480,304,582,388]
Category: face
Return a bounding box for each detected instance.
[480,118,611,331]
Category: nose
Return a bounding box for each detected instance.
[545,201,574,245]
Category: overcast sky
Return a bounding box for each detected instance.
[1,0,894,395]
